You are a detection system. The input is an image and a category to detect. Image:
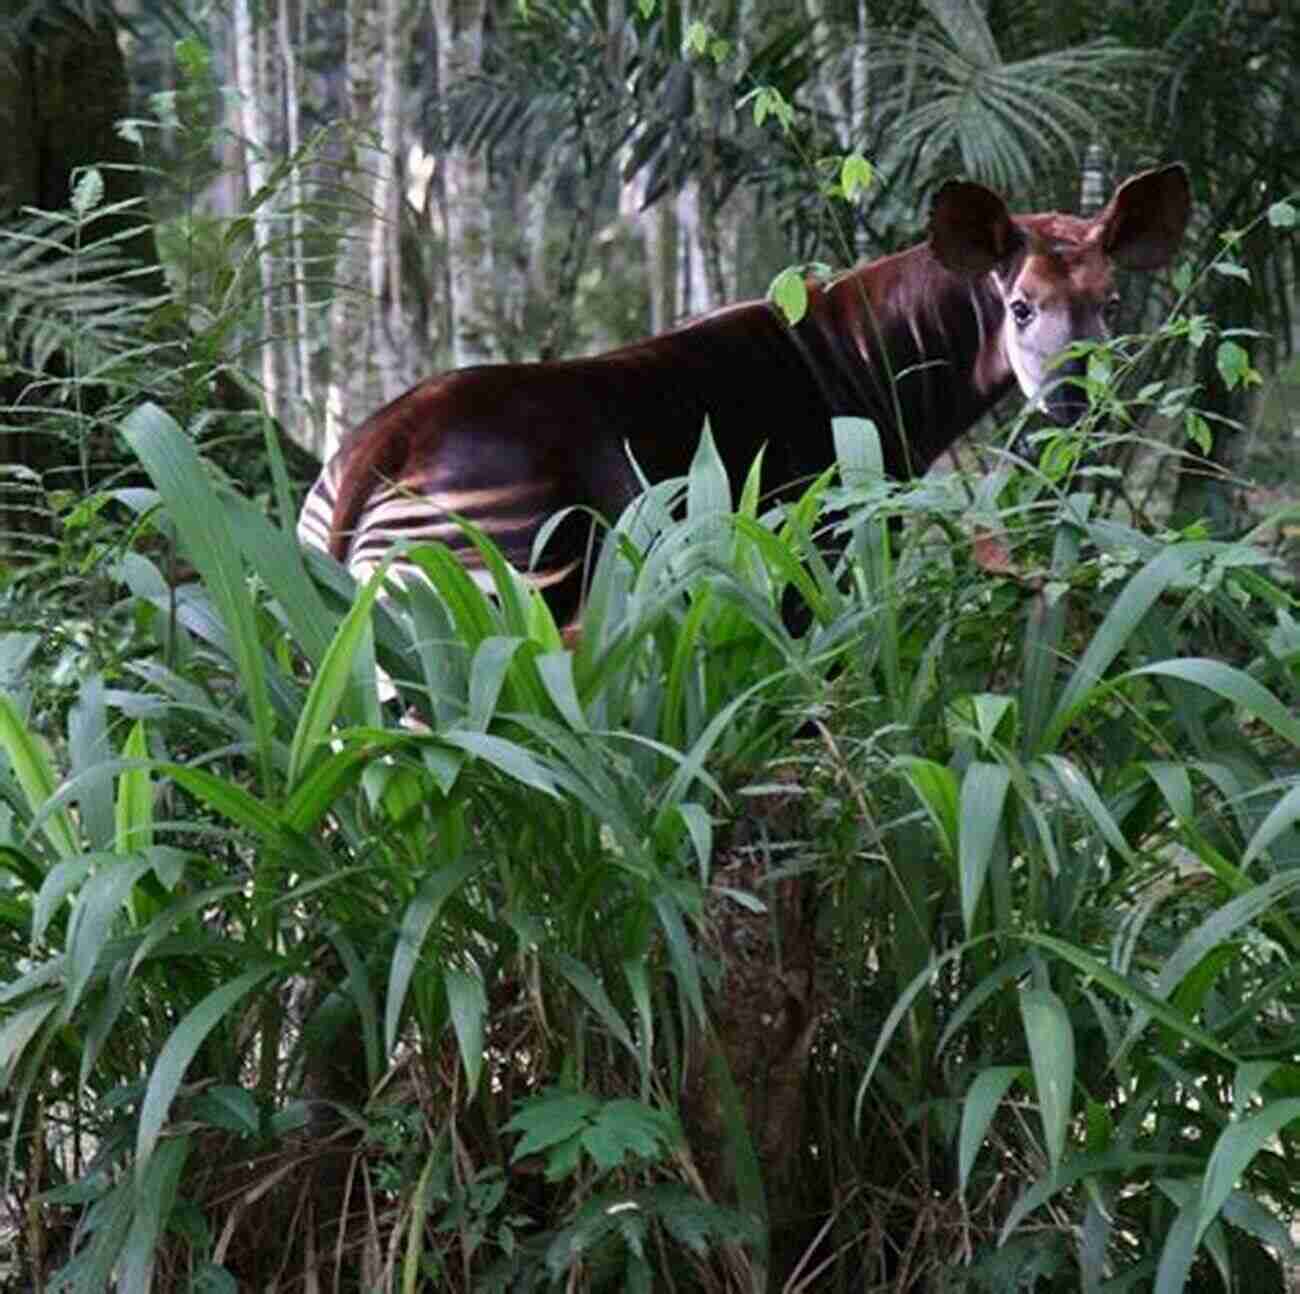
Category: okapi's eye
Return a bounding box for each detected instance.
[1008,299,1034,328]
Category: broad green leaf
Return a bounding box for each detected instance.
[1186,411,1213,454]
[467,636,527,732]
[1023,932,1233,1061]
[403,1149,441,1294]
[1129,659,1300,748]
[958,761,1010,934]
[458,520,533,636]
[114,722,153,854]
[833,416,884,488]
[0,995,59,1088]
[1215,339,1259,389]
[0,692,78,858]
[71,165,104,213]
[68,675,113,851]
[1211,261,1251,283]
[1233,1062,1281,1119]
[438,729,559,798]
[505,1088,600,1159]
[136,963,281,1188]
[1021,988,1074,1174]
[288,560,391,787]
[65,856,154,1014]
[230,495,333,666]
[959,1066,1024,1193]
[582,1100,675,1173]
[189,1086,260,1136]
[384,853,479,1051]
[1153,1192,1202,1294]
[1240,780,1300,869]
[676,802,713,881]
[547,952,637,1061]
[768,266,807,325]
[1038,754,1135,868]
[33,857,91,945]
[1198,1101,1300,1239]
[280,746,371,835]
[123,403,275,794]
[1000,1149,1201,1246]
[446,966,488,1097]
[655,891,706,1026]
[1042,543,1222,749]
[329,928,382,1088]
[535,652,588,731]
[119,1135,189,1293]
[689,421,733,510]
[158,764,283,841]
[840,152,874,200]
[893,756,959,860]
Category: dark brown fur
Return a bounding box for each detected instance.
[309,166,1191,623]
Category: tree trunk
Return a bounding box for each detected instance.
[324,0,389,456]
[232,0,280,416]
[278,0,318,452]
[433,0,495,368]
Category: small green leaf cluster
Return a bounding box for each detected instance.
[504,1088,678,1180]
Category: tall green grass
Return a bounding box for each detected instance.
[2,365,1300,1290]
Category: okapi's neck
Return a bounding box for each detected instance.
[792,244,1019,478]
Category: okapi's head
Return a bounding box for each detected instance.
[929,164,1191,426]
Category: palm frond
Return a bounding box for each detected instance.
[873,30,1151,196]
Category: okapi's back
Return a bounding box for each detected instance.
[299,164,1190,628]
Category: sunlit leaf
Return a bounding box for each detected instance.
[768,266,807,325]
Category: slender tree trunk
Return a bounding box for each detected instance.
[232,0,279,415]
[852,0,870,259]
[677,186,712,317]
[278,0,317,452]
[805,0,849,136]
[649,195,679,333]
[434,0,495,367]
[325,0,387,455]
[373,0,413,402]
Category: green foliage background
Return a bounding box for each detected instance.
[1,1,1300,1291]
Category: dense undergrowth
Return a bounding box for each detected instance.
[3,160,1300,1294]
[3,373,1300,1291]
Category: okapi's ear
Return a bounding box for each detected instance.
[1099,163,1191,271]
[929,180,1026,275]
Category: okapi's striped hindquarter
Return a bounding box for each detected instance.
[299,166,1190,625]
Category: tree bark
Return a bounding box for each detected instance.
[433,0,495,368]
[278,0,317,451]
[324,0,389,456]
[232,0,279,415]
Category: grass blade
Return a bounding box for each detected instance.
[135,963,281,1188]
[445,966,488,1097]
[0,693,78,859]
[385,852,480,1052]
[123,403,275,794]
[1020,988,1075,1174]
[959,1066,1025,1193]
[959,761,1011,935]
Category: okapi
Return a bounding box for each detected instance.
[299,166,1190,626]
